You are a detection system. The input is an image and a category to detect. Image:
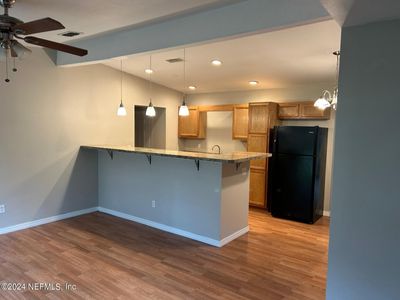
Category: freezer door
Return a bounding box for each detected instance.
[270,154,314,223]
[275,126,318,156]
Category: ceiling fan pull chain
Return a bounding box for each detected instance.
[5,51,10,83]
[12,58,17,72]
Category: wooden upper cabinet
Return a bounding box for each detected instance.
[232,104,248,140]
[300,102,331,119]
[278,101,331,120]
[178,106,207,139]
[248,103,269,134]
[279,103,300,119]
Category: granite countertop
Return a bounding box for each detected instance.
[81,145,271,163]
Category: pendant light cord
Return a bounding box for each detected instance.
[183,48,186,104]
[5,50,10,83]
[149,55,153,104]
[120,60,123,105]
[183,48,186,90]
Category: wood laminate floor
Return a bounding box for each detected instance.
[0,209,329,300]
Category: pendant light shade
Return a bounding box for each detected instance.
[117,102,127,116]
[146,99,156,117]
[117,59,127,116]
[179,96,189,116]
[179,103,189,116]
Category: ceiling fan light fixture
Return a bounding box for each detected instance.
[0,46,8,62]
[11,40,31,59]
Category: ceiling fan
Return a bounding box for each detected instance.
[0,0,88,82]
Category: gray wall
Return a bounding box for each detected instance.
[221,162,249,239]
[327,19,400,299]
[0,48,181,228]
[98,151,222,239]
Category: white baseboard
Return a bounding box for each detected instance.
[0,207,98,235]
[98,207,248,247]
[323,210,331,217]
[0,206,249,247]
[219,226,249,247]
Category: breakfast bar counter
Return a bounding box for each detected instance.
[82,145,271,247]
[82,145,270,163]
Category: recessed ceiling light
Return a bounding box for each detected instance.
[145,69,154,74]
[249,80,259,86]
[188,85,197,90]
[211,59,222,66]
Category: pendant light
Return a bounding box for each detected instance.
[117,59,127,116]
[314,51,340,110]
[146,55,156,117]
[179,48,190,117]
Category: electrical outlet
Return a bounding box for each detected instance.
[0,205,5,214]
[152,200,156,208]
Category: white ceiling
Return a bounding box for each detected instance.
[103,20,341,93]
[6,0,228,42]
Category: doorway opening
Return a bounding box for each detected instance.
[134,105,166,149]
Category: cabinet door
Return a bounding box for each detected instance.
[248,103,269,134]
[300,102,331,119]
[247,133,267,170]
[232,105,248,140]
[178,107,199,138]
[249,168,266,207]
[278,103,299,119]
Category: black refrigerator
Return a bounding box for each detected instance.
[268,126,328,224]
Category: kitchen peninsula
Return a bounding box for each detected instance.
[82,145,269,247]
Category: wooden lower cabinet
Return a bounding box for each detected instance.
[249,168,267,207]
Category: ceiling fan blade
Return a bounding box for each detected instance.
[13,18,65,35]
[23,36,88,57]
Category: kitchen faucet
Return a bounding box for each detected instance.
[212,144,221,154]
